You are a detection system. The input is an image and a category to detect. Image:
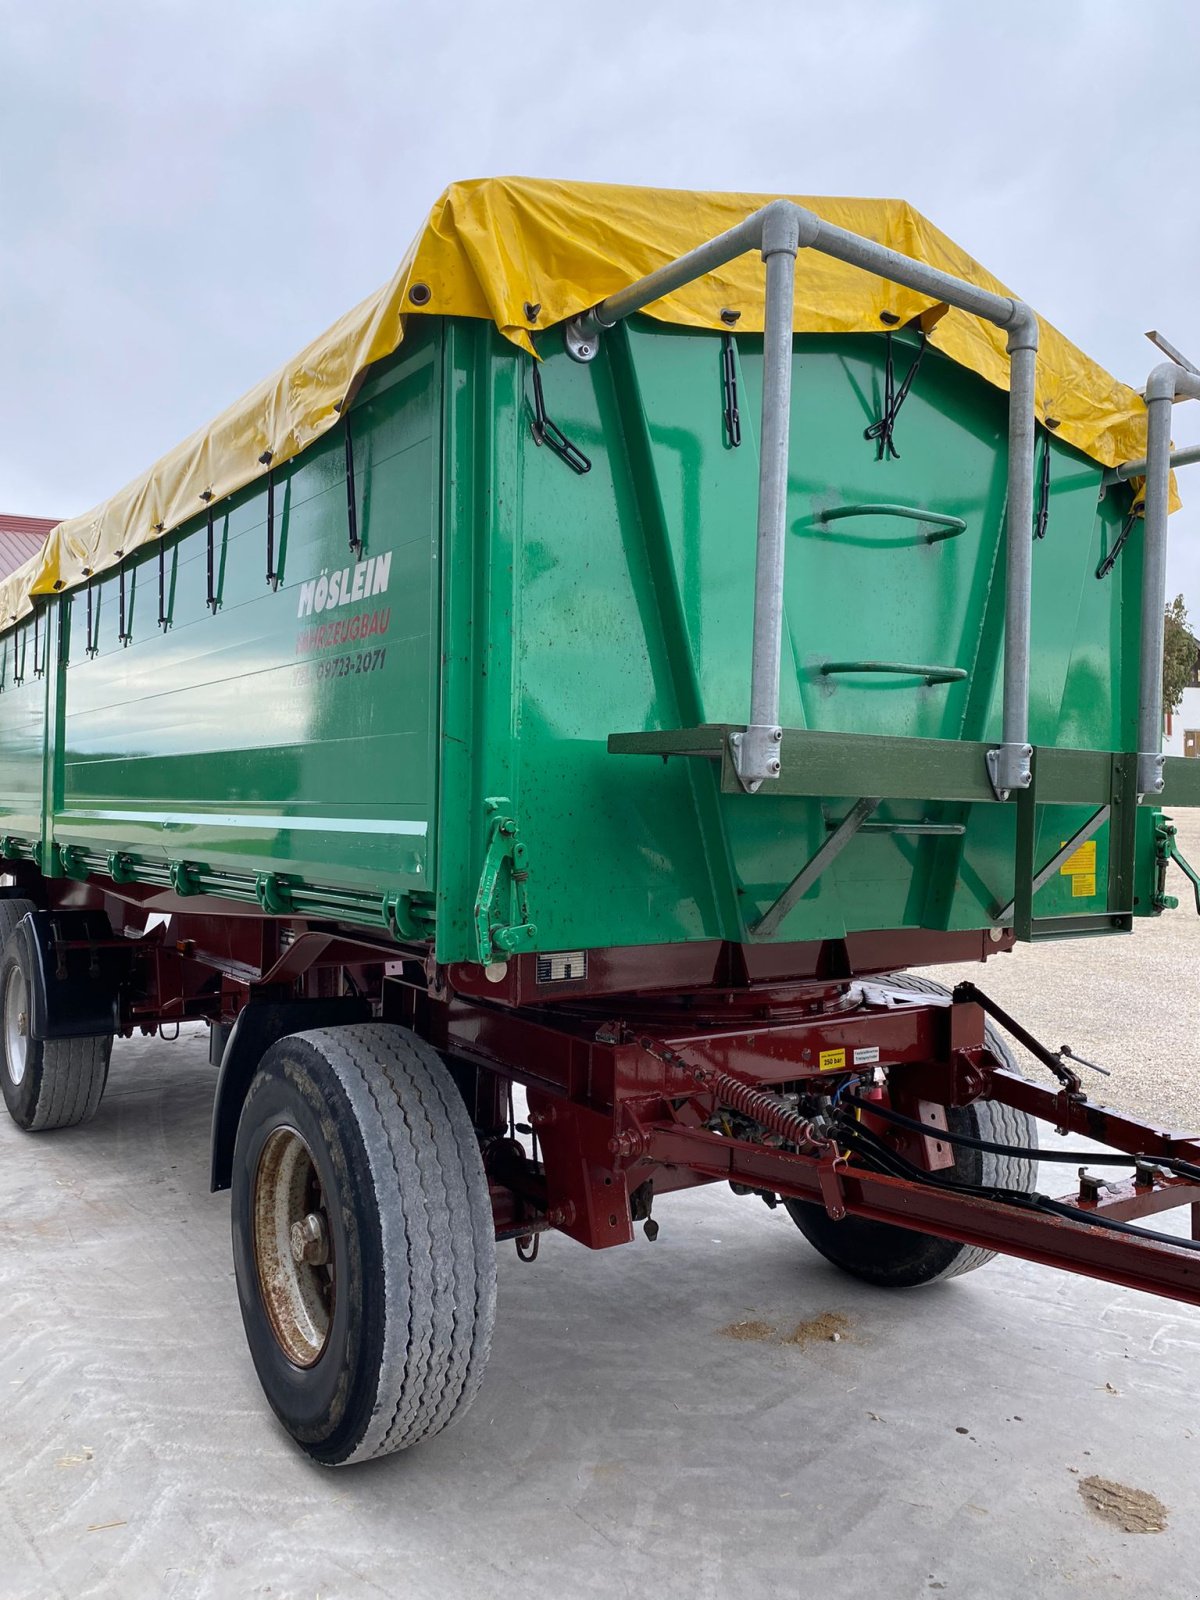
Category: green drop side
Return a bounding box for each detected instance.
[0,316,1189,962]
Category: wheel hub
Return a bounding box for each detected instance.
[3,963,29,1088]
[252,1126,336,1368]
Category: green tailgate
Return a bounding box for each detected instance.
[433,317,1155,964]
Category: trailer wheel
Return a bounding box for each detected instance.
[0,897,36,945]
[230,1023,497,1466]
[0,926,113,1133]
[785,971,1038,1287]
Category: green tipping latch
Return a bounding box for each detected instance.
[473,798,537,965]
[1154,816,1200,913]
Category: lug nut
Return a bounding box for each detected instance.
[290,1212,329,1266]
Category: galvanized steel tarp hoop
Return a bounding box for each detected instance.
[1137,362,1200,795]
[0,178,1156,632]
[561,198,1039,791]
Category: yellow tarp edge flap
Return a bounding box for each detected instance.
[0,176,1156,627]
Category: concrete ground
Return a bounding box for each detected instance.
[3,822,1200,1600]
[927,808,1200,1131]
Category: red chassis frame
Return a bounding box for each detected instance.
[17,874,1200,1309]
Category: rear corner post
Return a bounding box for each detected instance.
[986,302,1039,801]
[1137,362,1200,798]
[734,201,821,794]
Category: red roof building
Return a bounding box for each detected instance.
[0,514,58,581]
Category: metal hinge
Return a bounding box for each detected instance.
[383,890,436,942]
[255,873,295,915]
[473,798,538,965]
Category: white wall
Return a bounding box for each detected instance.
[1163,685,1200,757]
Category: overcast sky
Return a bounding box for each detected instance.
[3,0,1200,605]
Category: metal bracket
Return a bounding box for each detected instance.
[106,851,137,885]
[728,724,783,793]
[58,846,91,883]
[255,873,295,915]
[986,741,1033,801]
[169,861,202,897]
[383,890,437,942]
[473,799,538,965]
[817,1152,850,1221]
[563,317,602,363]
[1137,750,1166,798]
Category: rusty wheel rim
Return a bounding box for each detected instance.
[252,1125,335,1368]
[3,962,28,1087]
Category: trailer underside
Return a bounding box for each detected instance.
[6,866,1200,1315]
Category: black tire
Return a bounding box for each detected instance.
[231,1023,497,1467]
[785,971,1038,1287]
[0,896,36,945]
[0,927,112,1132]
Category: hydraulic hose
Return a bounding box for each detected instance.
[844,1094,1200,1184]
[836,1106,1200,1256]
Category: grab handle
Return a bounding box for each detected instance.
[820,659,967,687]
[817,503,967,544]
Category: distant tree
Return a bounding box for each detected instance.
[1163,593,1197,715]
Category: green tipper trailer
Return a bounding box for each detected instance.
[2,180,1199,1466]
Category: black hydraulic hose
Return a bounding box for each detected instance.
[844,1093,1200,1183]
[837,1119,1026,1202]
[1022,1193,1200,1254]
[835,1110,1200,1256]
[845,1092,1127,1165]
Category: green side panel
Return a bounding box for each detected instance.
[38,322,444,921]
[0,311,1163,959]
[436,317,1147,962]
[0,614,49,850]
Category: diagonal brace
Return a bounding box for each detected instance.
[752,796,878,938]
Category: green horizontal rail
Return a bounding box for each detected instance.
[1161,756,1200,807]
[608,726,1200,809]
[817,503,967,543]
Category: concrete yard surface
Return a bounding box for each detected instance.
[4,835,1200,1598]
[928,807,1200,1131]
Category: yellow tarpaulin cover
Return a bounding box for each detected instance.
[1,176,1155,627]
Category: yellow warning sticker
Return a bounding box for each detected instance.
[1071,873,1097,898]
[819,1048,846,1072]
[1059,839,1097,877]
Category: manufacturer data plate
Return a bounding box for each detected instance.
[536,950,588,983]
